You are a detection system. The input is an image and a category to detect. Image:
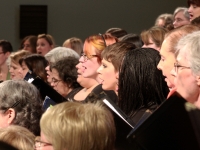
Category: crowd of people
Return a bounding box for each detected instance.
[0,0,200,149]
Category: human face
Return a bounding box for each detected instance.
[173,11,190,28]
[50,68,71,97]
[45,65,52,84]
[9,62,23,80]
[23,40,33,53]
[37,38,52,56]
[35,132,53,150]
[76,59,85,84]
[20,61,29,78]
[156,19,165,27]
[171,51,200,103]
[142,38,160,51]
[157,39,176,89]
[82,42,101,81]
[97,58,118,91]
[188,4,200,21]
[0,47,8,66]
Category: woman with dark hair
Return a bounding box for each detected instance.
[188,0,200,21]
[50,57,81,98]
[118,48,169,124]
[19,54,48,82]
[0,80,43,136]
[20,35,37,53]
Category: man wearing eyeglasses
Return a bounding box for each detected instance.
[0,40,13,82]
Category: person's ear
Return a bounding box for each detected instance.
[196,76,200,86]
[5,108,16,125]
[5,51,11,58]
[115,72,119,80]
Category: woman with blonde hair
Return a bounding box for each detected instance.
[9,50,31,80]
[0,125,35,150]
[37,102,116,150]
[37,34,55,56]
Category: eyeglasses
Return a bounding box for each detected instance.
[51,77,62,86]
[99,33,107,47]
[34,136,52,149]
[81,53,98,61]
[0,51,5,55]
[174,62,190,73]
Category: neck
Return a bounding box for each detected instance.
[0,61,8,73]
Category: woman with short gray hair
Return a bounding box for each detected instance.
[171,30,200,108]
[173,7,190,28]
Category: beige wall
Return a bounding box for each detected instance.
[0,0,187,50]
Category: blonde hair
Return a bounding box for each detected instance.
[9,50,31,65]
[40,102,116,150]
[0,125,35,150]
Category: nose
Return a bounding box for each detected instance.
[188,5,192,13]
[97,65,102,74]
[170,67,176,77]
[79,55,85,63]
[45,65,50,71]
[157,60,162,70]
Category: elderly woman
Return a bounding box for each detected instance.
[50,57,81,98]
[45,47,79,84]
[36,102,115,150]
[0,80,43,135]
[173,7,190,28]
[171,31,200,108]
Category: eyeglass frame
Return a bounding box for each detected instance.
[51,77,62,86]
[174,62,190,73]
[81,53,99,61]
[34,136,52,149]
[3,100,20,113]
[0,51,5,55]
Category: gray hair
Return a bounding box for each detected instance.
[173,7,190,21]
[45,47,79,63]
[176,31,200,75]
[0,80,43,135]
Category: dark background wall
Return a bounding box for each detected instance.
[0,0,187,50]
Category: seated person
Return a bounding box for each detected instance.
[37,102,116,150]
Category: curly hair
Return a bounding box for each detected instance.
[118,48,169,117]
[0,80,43,136]
[51,57,80,89]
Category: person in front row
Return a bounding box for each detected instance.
[36,102,116,150]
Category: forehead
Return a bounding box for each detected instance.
[37,38,48,43]
[175,11,184,18]
[83,41,97,54]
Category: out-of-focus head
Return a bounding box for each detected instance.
[188,0,200,21]
[37,34,55,56]
[119,33,143,48]
[173,7,190,28]
[40,102,115,150]
[191,15,200,27]
[141,26,167,51]
[97,42,136,91]
[9,50,31,80]
[155,13,174,31]
[171,30,200,107]
[63,37,83,56]
[105,27,128,39]
[0,80,43,135]
[81,34,117,81]
[0,125,35,150]
[0,40,13,66]
[45,47,80,84]
[50,57,80,97]
[157,25,199,89]
[20,35,37,53]
[118,48,169,117]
